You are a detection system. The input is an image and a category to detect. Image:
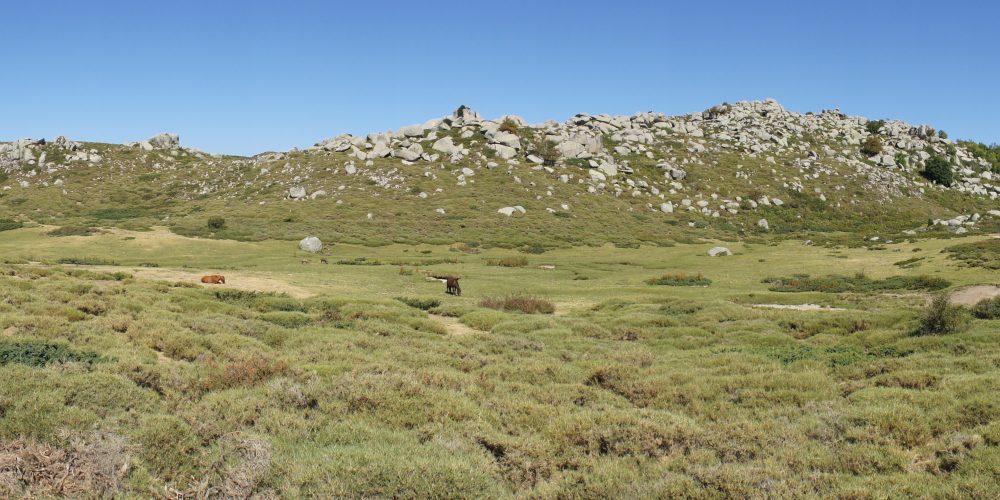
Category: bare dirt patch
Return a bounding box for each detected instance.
[948,285,1000,306]
[91,266,315,298]
[429,314,480,336]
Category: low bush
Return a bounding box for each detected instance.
[396,297,441,311]
[958,140,1000,173]
[335,257,382,266]
[945,240,1000,270]
[915,294,969,335]
[57,257,119,266]
[922,155,954,186]
[860,135,883,156]
[764,273,949,293]
[259,311,312,328]
[498,117,520,135]
[971,297,1000,319]
[865,119,885,135]
[480,294,554,314]
[0,218,24,232]
[646,272,711,286]
[486,256,529,267]
[207,216,226,230]
[0,340,106,366]
[47,226,97,237]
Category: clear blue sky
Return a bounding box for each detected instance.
[2,0,997,155]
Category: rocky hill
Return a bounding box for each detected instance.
[1,100,998,247]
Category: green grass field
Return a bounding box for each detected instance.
[1,224,998,497]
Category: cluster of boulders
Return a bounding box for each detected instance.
[931,210,1000,234]
[127,133,181,151]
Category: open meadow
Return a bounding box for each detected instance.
[1,224,998,497]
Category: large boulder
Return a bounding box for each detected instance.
[707,246,732,257]
[299,236,322,253]
[288,186,307,199]
[146,133,180,150]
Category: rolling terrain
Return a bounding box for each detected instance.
[0,101,999,498]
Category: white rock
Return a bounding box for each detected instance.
[707,246,732,257]
[299,236,322,253]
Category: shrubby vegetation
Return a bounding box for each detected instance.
[860,135,884,156]
[959,140,1000,173]
[645,272,711,286]
[486,255,529,267]
[0,219,23,232]
[207,216,226,230]
[865,119,885,135]
[915,294,969,335]
[764,273,950,293]
[972,297,1000,320]
[945,240,1000,270]
[46,225,97,237]
[922,155,954,186]
[479,294,555,314]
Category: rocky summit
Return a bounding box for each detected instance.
[1,100,997,247]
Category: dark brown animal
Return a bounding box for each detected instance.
[320,258,329,264]
[200,275,225,284]
[445,277,461,296]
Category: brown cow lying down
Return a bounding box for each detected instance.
[201,275,226,284]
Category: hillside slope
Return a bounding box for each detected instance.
[1,100,997,247]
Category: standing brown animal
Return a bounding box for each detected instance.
[445,277,461,296]
[200,275,226,284]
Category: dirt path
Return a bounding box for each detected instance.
[948,285,1000,306]
[429,314,481,336]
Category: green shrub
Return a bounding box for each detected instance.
[945,240,1000,270]
[486,256,528,267]
[396,296,441,311]
[259,311,312,328]
[498,117,520,135]
[0,218,23,232]
[46,226,96,237]
[865,119,885,135]
[971,297,1000,320]
[480,294,554,314]
[335,257,382,265]
[57,257,119,266]
[922,155,954,186]
[958,140,1000,173]
[861,136,883,156]
[207,216,226,230]
[0,340,106,366]
[916,294,969,336]
[646,272,711,286]
[937,130,948,139]
[529,136,560,165]
[764,273,949,293]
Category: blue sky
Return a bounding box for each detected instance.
[1,0,997,155]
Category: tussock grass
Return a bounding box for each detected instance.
[480,294,555,314]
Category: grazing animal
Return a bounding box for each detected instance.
[320,258,328,264]
[445,277,461,296]
[200,275,225,284]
